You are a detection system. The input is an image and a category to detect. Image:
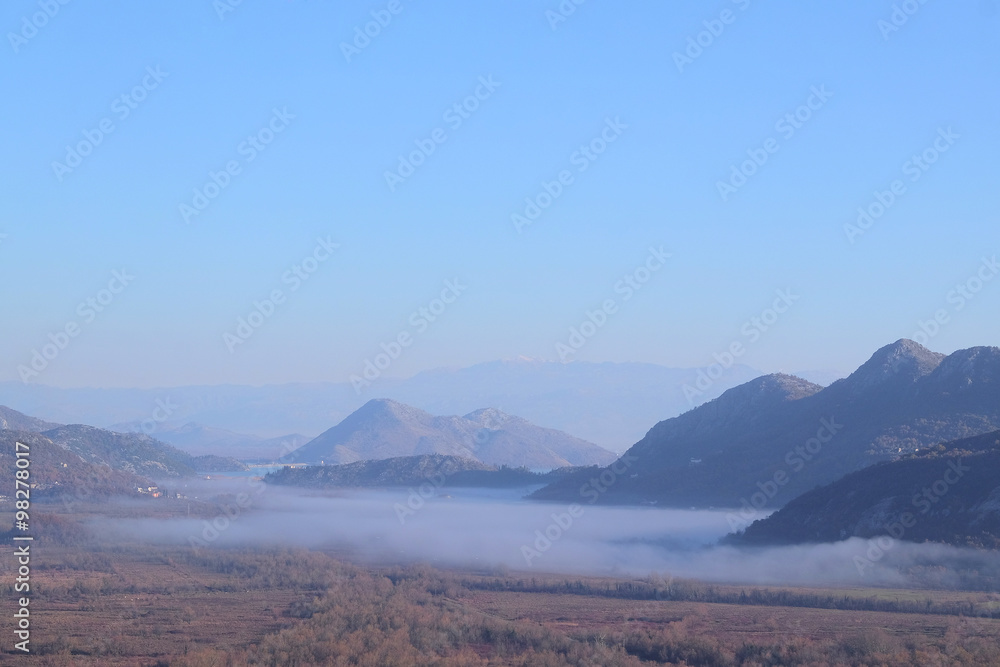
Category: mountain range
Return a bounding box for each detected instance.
[0,358,767,450]
[530,340,1000,508]
[5,338,1000,553]
[0,405,59,432]
[113,422,310,461]
[290,399,618,468]
[0,406,247,478]
[0,429,152,500]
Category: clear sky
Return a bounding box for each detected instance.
[2,0,998,388]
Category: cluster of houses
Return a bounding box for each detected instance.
[135,486,187,499]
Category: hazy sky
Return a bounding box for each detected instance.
[3,1,998,388]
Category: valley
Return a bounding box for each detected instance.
[3,339,1000,664]
[4,522,1000,665]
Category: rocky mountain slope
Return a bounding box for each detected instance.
[42,425,248,478]
[730,430,1000,548]
[530,340,1000,508]
[3,405,240,478]
[0,405,60,432]
[0,430,153,499]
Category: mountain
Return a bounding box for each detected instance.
[42,424,248,478]
[110,422,309,460]
[730,430,1000,549]
[620,373,825,471]
[461,407,618,469]
[383,359,761,450]
[0,430,152,500]
[839,338,945,394]
[0,359,761,450]
[290,399,618,468]
[790,369,848,387]
[530,340,1000,508]
[4,405,249,477]
[0,405,60,432]
[265,455,579,490]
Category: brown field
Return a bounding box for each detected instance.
[460,588,1000,645]
[2,503,1000,665]
[1,543,318,665]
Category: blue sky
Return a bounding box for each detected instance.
[2,0,998,388]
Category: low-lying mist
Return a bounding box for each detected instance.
[100,480,1000,590]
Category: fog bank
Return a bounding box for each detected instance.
[99,485,1000,589]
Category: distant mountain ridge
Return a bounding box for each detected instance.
[42,425,249,477]
[109,421,309,460]
[0,359,761,450]
[1,405,247,477]
[291,399,618,468]
[0,405,60,432]
[530,340,1000,508]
